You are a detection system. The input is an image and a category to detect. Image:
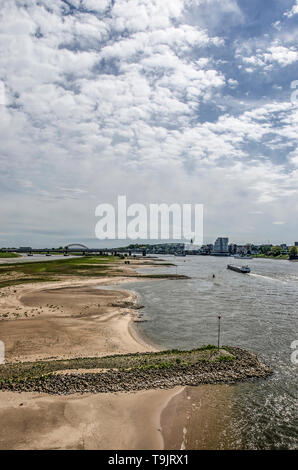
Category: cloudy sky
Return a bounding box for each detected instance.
[0,0,298,247]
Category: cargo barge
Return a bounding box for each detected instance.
[227,264,251,274]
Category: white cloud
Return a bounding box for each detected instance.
[240,45,298,69]
[264,46,298,66]
[81,0,110,12]
[284,1,298,18]
[0,0,298,246]
[228,78,238,88]
[110,0,184,33]
[288,148,298,167]
[186,0,244,32]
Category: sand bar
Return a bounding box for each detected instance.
[0,273,183,449]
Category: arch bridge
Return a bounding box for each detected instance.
[64,243,89,251]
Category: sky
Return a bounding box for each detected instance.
[0,0,298,248]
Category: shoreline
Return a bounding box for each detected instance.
[0,276,156,363]
[90,281,163,353]
[127,291,164,353]
[0,259,273,450]
[0,272,185,449]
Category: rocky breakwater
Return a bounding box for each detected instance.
[0,347,272,395]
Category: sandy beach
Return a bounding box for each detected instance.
[0,388,183,450]
[0,273,184,449]
[0,277,153,363]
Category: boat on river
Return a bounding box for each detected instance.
[227,264,251,274]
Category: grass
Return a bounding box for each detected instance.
[253,254,289,260]
[0,347,235,383]
[0,256,120,289]
[0,256,118,272]
[0,256,119,287]
[0,255,189,288]
[0,252,21,258]
[215,355,234,362]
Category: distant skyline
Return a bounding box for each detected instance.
[2,236,298,250]
[1,1,298,247]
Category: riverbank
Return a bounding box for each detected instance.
[252,254,289,260]
[0,255,273,449]
[0,257,185,449]
[0,252,21,258]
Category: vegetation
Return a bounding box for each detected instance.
[253,253,289,260]
[0,256,117,288]
[253,245,290,259]
[0,346,235,384]
[271,246,281,256]
[0,252,21,258]
[0,255,188,289]
[258,245,272,255]
[0,256,117,272]
[289,246,297,257]
[215,355,234,362]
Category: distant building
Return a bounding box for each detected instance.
[199,245,210,255]
[184,241,200,253]
[236,245,248,255]
[229,243,237,255]
[295,242,298,247]
[19,247,32,252]
[213,237,229,256]
[133,243,185,255]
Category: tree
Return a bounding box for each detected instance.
[260,245,271,255]
[271,246,281,256]
[289,246,297,258]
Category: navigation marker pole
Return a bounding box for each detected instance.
[217,315,222,350]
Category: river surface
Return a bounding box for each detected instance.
[124,256,297,450]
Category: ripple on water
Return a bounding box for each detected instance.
[132,256,298,449]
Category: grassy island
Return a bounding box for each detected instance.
[0,255,188,289]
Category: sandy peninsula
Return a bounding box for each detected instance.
[0,266,184,450]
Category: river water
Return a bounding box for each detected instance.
[124,256,297,450]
